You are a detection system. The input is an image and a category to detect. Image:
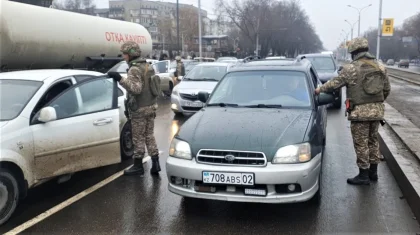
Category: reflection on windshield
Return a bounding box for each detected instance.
[0,79,43,121]
[108,61,128,73]
[306,57,335,71]
[208,71,311,108]
[184,66,227,81]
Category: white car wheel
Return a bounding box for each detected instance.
[0,169,19,226]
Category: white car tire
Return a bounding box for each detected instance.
[120,121,134,160]
[0,169,19,226]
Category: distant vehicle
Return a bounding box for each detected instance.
[321,51,334,55]
[297,53,342,109]
[265,56,287,60]
[0,70,128,225]
[216,57,238,62]
[185,61,203,74]
[166,59,335,205]
[398,59,410,68]
[193,57,216,62]
[107,60,175,96]
[386,59,395,66]
[171,62,233,116]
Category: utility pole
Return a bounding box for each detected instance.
[176,0,180,54]
[198,0,202,59]
[255,18,260,56]
[376,0,383,59]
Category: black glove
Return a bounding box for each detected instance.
[107,72,122,82]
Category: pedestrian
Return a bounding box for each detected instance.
[107,41,161,176]
[159,53,168,61]
[315,37,391,185]
[174,56,185,79]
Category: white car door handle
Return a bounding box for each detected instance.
[93,118,113,126]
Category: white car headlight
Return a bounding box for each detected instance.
[272,143,311,164]
[169,138,192,160]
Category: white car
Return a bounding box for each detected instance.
[108,59,175,96]
[0,69,132,225]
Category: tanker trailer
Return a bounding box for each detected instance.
[0,0,153,72]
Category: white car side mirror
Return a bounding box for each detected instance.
[38,107,57,123]
[177,76,183,81]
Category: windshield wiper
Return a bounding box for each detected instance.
[190,77,218,81]
[207,103,239,107]
[244,104,283,108]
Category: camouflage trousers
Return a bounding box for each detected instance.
[350,121,381,169]
[131,111,159,159]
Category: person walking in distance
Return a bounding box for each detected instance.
[174,56,185,81]
[315,37,391,185]
[108,41,161,176]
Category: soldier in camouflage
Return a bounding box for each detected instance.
[175,56,185,80]
[315,37,391,185]
[108,41,161,176]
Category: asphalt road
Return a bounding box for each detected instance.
[387,64,420,74]
[386,76,420,129]
[1,96,419,234]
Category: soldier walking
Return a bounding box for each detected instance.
[315,38,391,185]
[175,56,185,79]
[108,41,161,176]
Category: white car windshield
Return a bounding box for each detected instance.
[108,61,128,73]
[208,71,311,108]
[183,65,227,81]
[0,79,43,121]
[306,57,336,72]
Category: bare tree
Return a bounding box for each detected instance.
[403,13,420,54]
[53,0,96,15]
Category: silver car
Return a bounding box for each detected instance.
[171,62,232,116]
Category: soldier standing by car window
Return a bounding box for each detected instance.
[108,41,161,176]
[315,37,391,185]
[175,56,185,79]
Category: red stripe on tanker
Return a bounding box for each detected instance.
[0,0,153,70]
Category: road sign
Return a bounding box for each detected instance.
[402,36,413,43]
[382,18,394,36]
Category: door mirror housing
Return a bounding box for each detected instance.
[317,93,335,106]
[198,91,210,103]
[38,107,57,123]
[177,76,183,81]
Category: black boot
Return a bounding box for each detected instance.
[347,168,370,185]
[150,155,161,174]
[124,158,144,176]
[369,164,378,181]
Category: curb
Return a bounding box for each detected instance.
[379,103,420,221]
[389,74,420,86]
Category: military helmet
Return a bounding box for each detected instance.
[348,37,369,53]
[120,41,141,57]
[175,56,181,61]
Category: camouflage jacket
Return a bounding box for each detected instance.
[319,52,391,121]
[176,62,185,77]
[119,58,158,117]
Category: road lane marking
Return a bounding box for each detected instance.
[4,153,161,235]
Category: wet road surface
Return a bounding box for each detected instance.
[2,96,420,234]
[386,77,420,129]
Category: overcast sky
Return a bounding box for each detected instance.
[96,0,419,50]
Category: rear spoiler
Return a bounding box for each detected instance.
[296,55,306,62]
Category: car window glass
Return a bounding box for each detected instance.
[184,66,227,81]
[47,78,114,120]
[154,61,168,73]
[208,71,311,108]
[108,61,128,73]
[0,79,43,121]
[306,57,335,72]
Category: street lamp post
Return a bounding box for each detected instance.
[376,0,383,59]
[197,0,202,59]
[347,4,372,37]
[345,19,358,40]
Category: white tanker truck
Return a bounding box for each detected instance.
[0,0,153,72]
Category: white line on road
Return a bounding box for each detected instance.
[4,153,161,235]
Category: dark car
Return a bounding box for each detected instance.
[166,59,335,204]
[297,53,342,109]
[398,59,410,68]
